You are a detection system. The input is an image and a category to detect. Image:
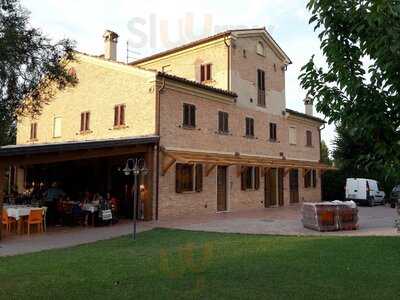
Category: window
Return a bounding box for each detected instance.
[269,123,277,141]
[176,163,203,193]
[257,69,266,107]
[80,112,90,132]
[312,170,317,188]
[289,126,297,145]
[241,166,260,190]
[114,104,126,127]
[256,41,265,56]
[200,64,212,82]
[305,169,317,188]
[53,117,62,138]
[218,111,229,133]
[183,103,196,128]
[30,123,37,140]
[306,130,313,146]
[245,117,255,137]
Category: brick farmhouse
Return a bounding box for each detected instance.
[0,28,334,221]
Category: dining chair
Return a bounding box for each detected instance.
[26,208,44,236]
[2,209,17,234]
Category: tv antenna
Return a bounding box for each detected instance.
[126,40,141,64]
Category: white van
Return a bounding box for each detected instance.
[345,178,385,206]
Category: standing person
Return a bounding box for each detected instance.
[107,192,119,222]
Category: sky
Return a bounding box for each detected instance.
[22,0,336,150]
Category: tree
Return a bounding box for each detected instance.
[299,0,400,179]
[0,0,76,239]
[0,0,77,146]
[332,123,399,195]
[320,140,332,165]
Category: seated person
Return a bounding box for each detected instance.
[44,183,66,225]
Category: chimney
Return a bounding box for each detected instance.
[304,96,314,116]
[103,30,119,61]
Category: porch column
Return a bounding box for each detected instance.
[0,162,6,240]
[143,145,154,221]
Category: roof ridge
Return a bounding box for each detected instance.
[129,27,283,66]
[156,72,237,98]
[285,108,326,124]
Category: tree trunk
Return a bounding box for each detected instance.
[0,163,5,240]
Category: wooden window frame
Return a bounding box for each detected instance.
[269,123,277,142]
[183,103,196,128]
[218,111,229,134]
[289,126,297,145]
[305,169,317,189]
[200,63,212,82]
[245,117,255,138]
[114,104,126,128]
[176,163,203,193]
[53,117,62,138]
[80,111,91,133]
[241,166,260,191]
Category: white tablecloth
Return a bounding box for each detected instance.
[82,204,98,213]
[4,206,44,220]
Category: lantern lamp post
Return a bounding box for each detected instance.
[121,158,148,240]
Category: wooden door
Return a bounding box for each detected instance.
[278,168,284,206]
[217,166,228,212]
[265,168,278,207]
[289,169,299,204]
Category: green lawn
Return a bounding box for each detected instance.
[1,229,399,300]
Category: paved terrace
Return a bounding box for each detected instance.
[0,205,398,257]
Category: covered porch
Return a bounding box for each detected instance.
[159,147,336,218]
[0,136,159,240]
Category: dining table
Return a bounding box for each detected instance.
[4,205,46,234]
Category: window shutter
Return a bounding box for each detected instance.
[306,130,312,146]
[195,164,203,192]
[33,123,37,139]
[30,124,33,140]
[262,71,266,90]
[183,104,188,126]
[120,105,125,125]
[80,113,85,132]
[85,112,90,131]
[114,106,119,126]
[251,119,254,136]
[191,105,196,127]
[200,65,205,82]
[218,112,223,132]
[245,118,249,136]
[255,167,260,190]
[241,167,246,190]
[312,170,317,188]
[206,64,212,80]
[176,164,182,193]
[224,113,229,132]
